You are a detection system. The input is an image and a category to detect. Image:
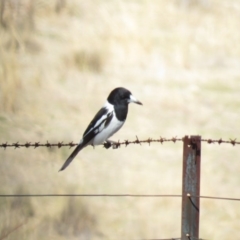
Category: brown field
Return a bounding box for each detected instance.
[0,0,240,239]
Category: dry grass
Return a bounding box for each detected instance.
[0,0,240,239]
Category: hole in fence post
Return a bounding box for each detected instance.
[181,135,201,240]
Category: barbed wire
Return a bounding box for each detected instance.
[0,136,236,240]
[0,136,240,149]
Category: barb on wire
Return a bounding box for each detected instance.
[1,136,240,149]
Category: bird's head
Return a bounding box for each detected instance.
[107,87,142,106]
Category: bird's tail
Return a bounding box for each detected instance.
[59,143,84,171]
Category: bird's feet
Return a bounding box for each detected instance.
[103,140,119,149]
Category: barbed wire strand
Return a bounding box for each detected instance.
[0,137,236,240]
[0,136,240,149]
[0,137,232,240]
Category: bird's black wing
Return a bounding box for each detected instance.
[59,107,113,172]
[82,107,113,144]
[83,107,108,137]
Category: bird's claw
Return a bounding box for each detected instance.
[103,141,112,149]
[103,140,119,149]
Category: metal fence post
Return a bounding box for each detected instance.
[181,135,201,239]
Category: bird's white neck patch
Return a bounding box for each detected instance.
[104,101,114,111]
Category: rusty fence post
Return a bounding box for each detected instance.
[181,135,201,240]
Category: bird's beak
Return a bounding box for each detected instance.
[129,95,143,105]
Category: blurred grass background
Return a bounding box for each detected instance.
[0,0,240,239]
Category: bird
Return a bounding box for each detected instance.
[59,87,142,171]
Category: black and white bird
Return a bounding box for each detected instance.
[59,87,142,171]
